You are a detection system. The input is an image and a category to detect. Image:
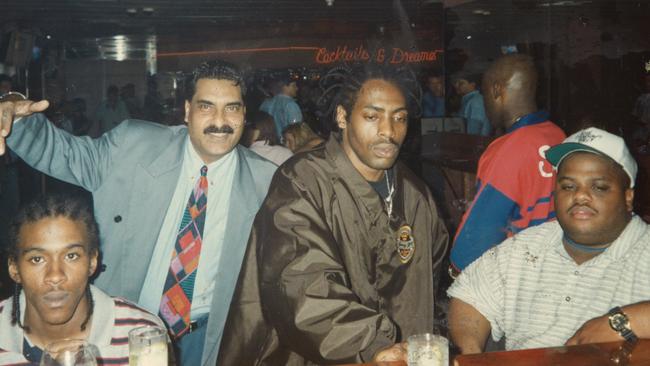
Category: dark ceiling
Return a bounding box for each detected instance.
[2,0,647,65]
[3,0,432,39]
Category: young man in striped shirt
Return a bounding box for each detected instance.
[449,127,650,353]
[0,195,166,365]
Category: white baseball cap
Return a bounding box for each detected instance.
[545,127,637,188]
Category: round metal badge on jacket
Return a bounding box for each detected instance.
[397,225,415,264]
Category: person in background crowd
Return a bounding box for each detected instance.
[632,74,650,148]
[94,84,130,136]
[217,63,449,365]
[245,111,293,166]
[0,194,166,364]
[449,127,650,353]
[454,72,491,136]
[143,76,164,123]
[69,98,92,136]
[422,72,445,118]
[633,73,650,125]
[0,59,276,366]
[260,75,303,141]
[50,100,75,134]
[121,83,142,119]
[282,121,324,153]
[450,54,566,274]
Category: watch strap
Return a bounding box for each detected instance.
[619,327,638,343]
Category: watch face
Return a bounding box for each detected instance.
[610,313,628,331]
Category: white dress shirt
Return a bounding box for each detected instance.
[138,136,237,319]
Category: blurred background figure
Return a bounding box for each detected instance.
[121,82,142,119]
[260,75,303,141]
[633,73,650,125]
[454,72,491,136]
[422,72,445,118]
[69,98,92,136]
[244,111,293,166]
[282,121,325,154]
[143,76,164,123]
[632,73,650,149]
[94,84,130,136]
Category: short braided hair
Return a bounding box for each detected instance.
[6,194,98,332]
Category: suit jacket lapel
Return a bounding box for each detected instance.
[201,146,263,365]
[121,130,187,299]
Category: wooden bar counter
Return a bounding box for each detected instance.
[455,339,650,366]
[336,339,650,366]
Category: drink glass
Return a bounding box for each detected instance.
[40,339,97,366]
[128,325,168,366]
[407,333,449,366]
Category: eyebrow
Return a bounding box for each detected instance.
[363,105,408,113]
[195,100,243,108]
[557,175,610,182]
[195,99,215,106]
[21,243,87,255]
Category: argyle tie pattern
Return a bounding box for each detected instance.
[159,165,208,337]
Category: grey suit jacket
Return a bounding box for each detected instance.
[8,114,277,365]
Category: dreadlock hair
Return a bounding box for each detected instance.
[185,59,247,101]
[6,194,99,332]
[317,62,422,131]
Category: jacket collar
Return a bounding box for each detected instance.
[145,127,187,177]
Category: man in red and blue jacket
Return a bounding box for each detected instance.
[450,54,565,273]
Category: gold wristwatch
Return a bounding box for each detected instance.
[608,306,638,343]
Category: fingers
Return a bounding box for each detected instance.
[375,344,407,362]
[15,100,49,116]
[0,104,12,155]
[565,333,579,346]
[30,100,50,113]
[0,99,49,155]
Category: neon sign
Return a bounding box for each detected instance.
[315,45,443,64]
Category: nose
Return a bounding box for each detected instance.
[377,116,395,140]
[211,108,227,126]
[573,185,592,205]
[44,260,66,286]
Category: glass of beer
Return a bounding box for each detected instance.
[407,333,449,366]
[128,325,168,366]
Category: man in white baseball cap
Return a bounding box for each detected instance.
[545,127,637,188]
[448,127,650,354]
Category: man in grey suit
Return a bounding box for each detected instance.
[0,60,277,365]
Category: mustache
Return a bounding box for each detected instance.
[203,125,234,134]
[567,204,597,214]
[371,138,400,148]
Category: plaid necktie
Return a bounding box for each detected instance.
[159,165,208,337]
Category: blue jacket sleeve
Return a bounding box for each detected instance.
[7,113,121,191]
[450,183,518,270]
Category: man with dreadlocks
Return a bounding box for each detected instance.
[217,63,449,365]
[0,194,166,364]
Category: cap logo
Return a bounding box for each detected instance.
[576,130,600,143]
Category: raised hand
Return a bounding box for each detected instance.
[0,98,49,155]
